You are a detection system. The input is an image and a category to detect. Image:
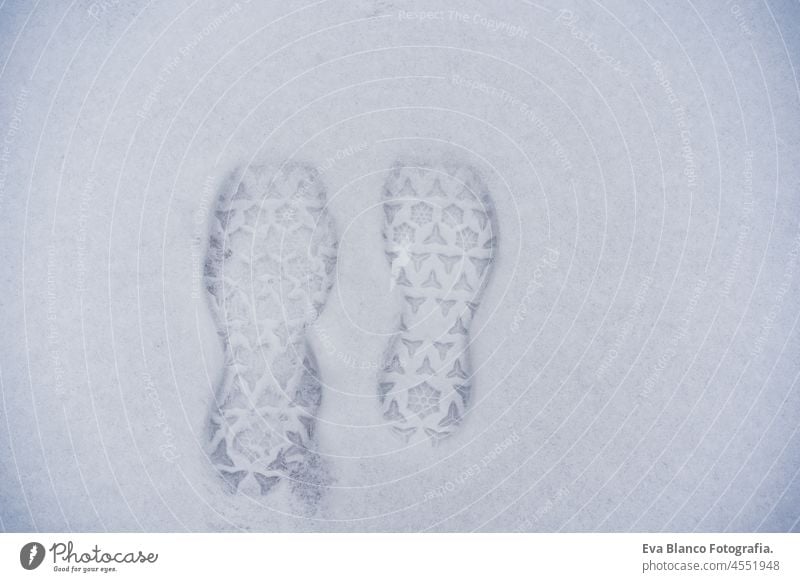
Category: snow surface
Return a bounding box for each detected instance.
[1,0,799,532]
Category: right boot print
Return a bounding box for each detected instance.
[378,160,497,444]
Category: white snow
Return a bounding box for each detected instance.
[1,0,799,531]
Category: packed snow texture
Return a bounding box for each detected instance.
[1,0,799,531]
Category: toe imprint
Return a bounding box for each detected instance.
[378,160,496,444]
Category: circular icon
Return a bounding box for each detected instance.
[20,542,45,570]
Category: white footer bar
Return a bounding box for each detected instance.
[1,533,797,581]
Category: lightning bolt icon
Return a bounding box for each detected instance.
[28,545,38,566]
